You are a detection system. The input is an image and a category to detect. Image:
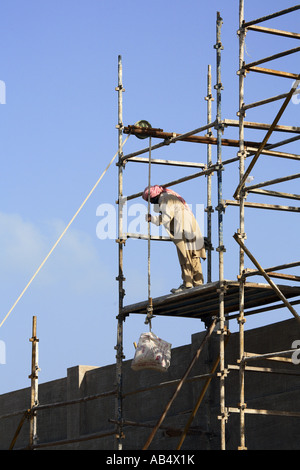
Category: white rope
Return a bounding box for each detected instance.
[0,134,131,329]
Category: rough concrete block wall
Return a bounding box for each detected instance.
[0,318,300,450]
[0,378,66,449]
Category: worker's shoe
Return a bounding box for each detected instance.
[170,284,192,294]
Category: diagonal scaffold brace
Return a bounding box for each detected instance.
[233,232,300,324]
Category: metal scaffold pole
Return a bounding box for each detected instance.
[205,64,214,283]
[214,11,227,450]
[29,315,39,448]
[237,0,247,451]
[116,54,125,450]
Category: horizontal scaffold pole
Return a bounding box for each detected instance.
[244,261,300,277]
[243,46,300,70]
[245,172,300,192]
[247,25,300,39]
[229,407,300,418]
[223,119,300,134]
[124,156,206,168]
[247,147,300,161]
[125,166,213,202]
[247,67,299,79]
[243,5,300,28]
[226,200,300,213]
[122,124,270,156]
[243,90,300,111]
[247,188,300,201]
[242,348,300,363]
[124,233,171,242]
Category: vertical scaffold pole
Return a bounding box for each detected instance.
[148,138,152,304]
[205,64,214,283]
[146,137,153,328]
[116,54,125,450]
[29,315,39,448]
[214,11,227,450]
[237,0,247,451]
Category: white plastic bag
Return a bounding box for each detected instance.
[131,332,172,372]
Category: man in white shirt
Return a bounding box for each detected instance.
[143,185,206,294]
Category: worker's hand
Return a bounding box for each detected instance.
[145,214,152,223]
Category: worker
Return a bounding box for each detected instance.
[143,185,206,294]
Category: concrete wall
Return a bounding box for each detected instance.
[0,318,300,450]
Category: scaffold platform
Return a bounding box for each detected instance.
[121,280,300,322]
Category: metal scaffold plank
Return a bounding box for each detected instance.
[121,280,300,320]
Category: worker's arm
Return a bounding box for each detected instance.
[147,205,172,227]
[146,195,174,227]
[146,213,162,225]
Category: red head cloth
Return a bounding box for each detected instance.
[142,185,189,209]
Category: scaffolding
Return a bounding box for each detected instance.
[2,1,300,451]
[115,2,300,451]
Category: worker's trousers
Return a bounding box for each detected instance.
[175,243,204,288]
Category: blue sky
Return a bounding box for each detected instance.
[0,0,299,394]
